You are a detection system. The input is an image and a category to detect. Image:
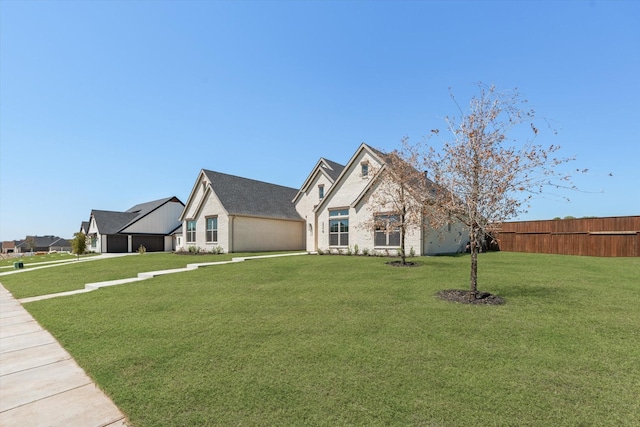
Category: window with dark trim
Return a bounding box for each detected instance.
[206,217,218,243]
[374,214,400,247]
[329,209,349,246]
[318,185,324,199]
[187,220,196,243]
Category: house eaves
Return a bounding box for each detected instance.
[91,210,139,235]
[314,143,386,213]
[292,158,345,204]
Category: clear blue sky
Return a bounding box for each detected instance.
[1,0,638,241]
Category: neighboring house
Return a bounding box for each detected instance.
[49,238,72,253]
[1,241,17,254]
[15,235,65,253]
[294,143,466,255]
[179,144,466,255]
[86,196,184,253]
[80,221,90,235]
[179,170,305,253]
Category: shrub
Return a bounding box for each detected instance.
[409,246,416,257]
[138,245,147,255]
[362,247,370,256]
[353,244,359,255]
[346,246,353,256]
[188,246,198,254]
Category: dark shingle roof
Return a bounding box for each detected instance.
[16,235,63,249]
[127,196,181,215]
[320,158,345,182]
[203,170,302,221]
[91,210,139,235]
[50,238,71,248]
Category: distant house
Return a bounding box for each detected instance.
[179,171,304,252]
[15,235,67,253]
[178,143,466,255]
[85,196,184,253]
[1,241,17,255]
[49,238,72,253]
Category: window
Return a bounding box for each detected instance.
[187,220,196,243]
[374,215,401,247]
[361,162,369,178]
[318,185,324,199]
[206,217,218,243]
[329,209,349,246]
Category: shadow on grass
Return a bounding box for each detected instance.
[494,283,569,299]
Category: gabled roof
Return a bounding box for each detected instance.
[16,235,64,249]
[292,157,345,203]
[91,210,139,235]
[50,238,71,247]
[320,158,345,182]
[202,170,302,221]
[314,143,385,213]
[80,221,90,233]
[90,196,184,235]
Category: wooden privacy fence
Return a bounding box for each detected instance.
[495,216,640,257]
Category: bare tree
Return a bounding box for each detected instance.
[363,138,446,264]
[425,84,574,299]
[23,236,36,254]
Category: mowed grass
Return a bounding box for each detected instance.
[19,253,640,426]
[0,252,278,299]
[0,252,96,268]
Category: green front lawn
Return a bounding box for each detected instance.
[0,252,95,268]
[0,252,282,299]
[17,253,640,426]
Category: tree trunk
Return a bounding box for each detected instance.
[469,229,479,301]
[400,226,406,265]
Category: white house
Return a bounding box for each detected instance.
[86,196,184,253]
[179,144,466,255]
[178,170,305,253]
[295,143,466,255]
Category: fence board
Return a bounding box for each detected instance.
[495,216,640,257]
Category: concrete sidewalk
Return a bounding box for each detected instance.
[0,285,129,427]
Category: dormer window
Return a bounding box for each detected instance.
[361,162,369,178]
[318,184,325,199]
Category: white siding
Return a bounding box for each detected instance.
[185,185,230,252]
[294,170,335,252]
[423,221,467,255]
[121,201,183,235]
[316,149,385,253]
[87,216,103,253]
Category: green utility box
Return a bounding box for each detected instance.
[14,261,24,269]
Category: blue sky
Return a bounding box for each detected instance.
[1,0,638,241]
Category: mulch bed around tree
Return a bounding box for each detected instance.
[436,289,505,305]
[385,261,419,267]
